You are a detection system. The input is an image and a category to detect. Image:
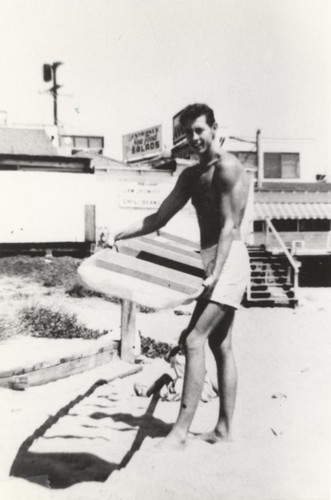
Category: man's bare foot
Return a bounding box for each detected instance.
[155,431,186,451]
[196,429,232,444]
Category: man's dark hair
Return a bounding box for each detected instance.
[179,103,216,128]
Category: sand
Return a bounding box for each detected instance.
[0,285,330,499]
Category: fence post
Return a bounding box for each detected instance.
[120,300,137,363]
[84,204,96,242]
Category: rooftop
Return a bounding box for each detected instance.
[257,182,331,193]
[0,128,58,156]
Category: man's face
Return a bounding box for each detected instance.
[184,115,217,156]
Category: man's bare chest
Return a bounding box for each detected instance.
[191,167,221,211]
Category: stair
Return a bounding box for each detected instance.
[244,245,298,307]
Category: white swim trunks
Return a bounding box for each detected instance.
[200,240,250,309]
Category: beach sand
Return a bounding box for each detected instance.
[0,286,330,499]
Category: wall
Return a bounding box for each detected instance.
[93,167,200,242]
[260,138,317,182]
[0,167,200,245]
[254,231,330,251]
[0,171,93,243]
[226,135,318,183]
[0,163,255,246]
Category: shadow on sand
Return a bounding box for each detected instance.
[10,382,170,489]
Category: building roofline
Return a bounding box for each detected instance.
[256,182,331,193]
[0,153,91,165]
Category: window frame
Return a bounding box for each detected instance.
[263,152,300,179]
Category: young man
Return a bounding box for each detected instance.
[110,103,250,449]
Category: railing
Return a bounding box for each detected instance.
[327,231,331,251]
[265,218,301,295]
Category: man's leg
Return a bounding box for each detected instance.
[200,307,236,443]
[158,300,231,449]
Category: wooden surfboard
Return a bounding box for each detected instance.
[78,246,204,310]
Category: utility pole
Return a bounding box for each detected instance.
[229,130,262,187]
[43,62,63,126]
[256,129,262,188]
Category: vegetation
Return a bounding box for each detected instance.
[0,255,157,341]
[20,305,108,340]
[0,255,155,312]
[139,334,172,359]
[0,255,79,288]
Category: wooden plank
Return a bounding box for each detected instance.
[94,252,201,295]
[0,343,120,389]
[159,230,200,250]
[137,236,201,261]
[117,239,203,275]
[140,235,201,258]
[120,300,136,363]
[85,204,96,242]
[0,341,119,379]
[0,157,91,170]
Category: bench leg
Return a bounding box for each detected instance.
[120,299,137,363]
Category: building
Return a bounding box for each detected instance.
[0,127,94,255]
[1,113,330,294]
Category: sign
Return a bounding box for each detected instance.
[123,125,162,162]
[119,183,167,209]
[173,109,187,146]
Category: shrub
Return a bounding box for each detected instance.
[20,306,108,340]
[139,334,172,359]
[0,256,80,289]
[138,304,156,314]
[66,283,155,312]
[66,282,104,298]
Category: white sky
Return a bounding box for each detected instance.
[0,0,330,171]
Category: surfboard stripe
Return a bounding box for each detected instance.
[117,239,203,275]
[94,253,201,295]
[140,235,201,258]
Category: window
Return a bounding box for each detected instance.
[88,137,104,149]
[264,153,300,179]
[73,136,89,148]
[271,219,298,231]
[253,220,265,232]
[299,219,331,232]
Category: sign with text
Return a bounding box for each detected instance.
[123,125,162,162]
[173,109,187,146]
[119,183,167,209]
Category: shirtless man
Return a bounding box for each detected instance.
[110,103,250,449]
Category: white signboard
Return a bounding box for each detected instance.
[119,183,167,209]
[123,125,162,162]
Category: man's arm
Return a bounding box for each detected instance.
[203,158,244,292]
[113,169,193,243]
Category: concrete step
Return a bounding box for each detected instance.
[250,285,268,291]
[246,246,297,308]
[250,284,293,292]
[244,297,297,308]
[250,292,272,299]
[250,264,288,271]
[251,279,289,286]
[251,271,288,278]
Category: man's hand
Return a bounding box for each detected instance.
[98,231,116,248]
[105,233,116,248]
[201,274,218,298]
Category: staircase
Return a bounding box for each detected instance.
[245,245,298,307]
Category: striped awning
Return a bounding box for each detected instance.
[254,202,331,220]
